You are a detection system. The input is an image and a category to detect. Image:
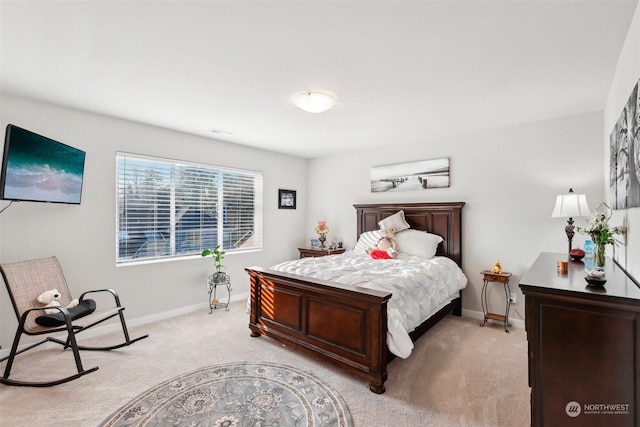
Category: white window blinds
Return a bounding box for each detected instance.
[116,152,263,263]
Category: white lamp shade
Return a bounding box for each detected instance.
[551,192,591,218]
[293,92,336,113]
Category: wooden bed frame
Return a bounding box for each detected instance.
[245,202,464,393]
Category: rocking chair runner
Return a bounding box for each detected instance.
[0,256,148,387]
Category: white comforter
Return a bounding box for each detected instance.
[271,250,468,358]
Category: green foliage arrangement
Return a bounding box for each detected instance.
[576,202,625,266]
[202,245,226,273]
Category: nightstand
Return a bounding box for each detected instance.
[480,270,512,332]
[298,247,346,258]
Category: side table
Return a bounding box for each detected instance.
[207,274,231,314]
[480,270,512,332]
[298,247,346,258]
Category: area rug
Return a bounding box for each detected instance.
[99,361,353,427]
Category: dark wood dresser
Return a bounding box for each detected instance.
[520,252,640,427]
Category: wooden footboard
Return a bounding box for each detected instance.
[247,201,465,393]
[246,265,392,393]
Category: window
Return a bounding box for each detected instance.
[116,152,263,264]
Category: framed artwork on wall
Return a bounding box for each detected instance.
[278,189,296,209]
[610,78,640,210]
[370,158,450,192]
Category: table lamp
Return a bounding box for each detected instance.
[551,188,590,254]
[315,221,330,249]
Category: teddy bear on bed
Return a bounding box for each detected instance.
[37,289,79,314]
[367,228,399,259]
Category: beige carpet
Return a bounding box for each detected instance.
[0,301,530,426]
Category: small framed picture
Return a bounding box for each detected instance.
[278,189,296,209]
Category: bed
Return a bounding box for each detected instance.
[245,202,465,393]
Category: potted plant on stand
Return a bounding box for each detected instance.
[202,245,226,282]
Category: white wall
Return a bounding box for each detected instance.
[0,94,308,350]
[605,3,640,282]
[307,112,605,320]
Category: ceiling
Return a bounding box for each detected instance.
[1,0,637,159]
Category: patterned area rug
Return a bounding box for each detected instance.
[100,362,353,427]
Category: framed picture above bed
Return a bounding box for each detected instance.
[278,189,296,209]
[371,158,450,192]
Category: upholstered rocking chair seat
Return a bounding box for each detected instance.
[35,299,97,327]
[0,256,148,387]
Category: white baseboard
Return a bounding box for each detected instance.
[0,292,250,360]
[123,291,250,332]
[2,295,519,360]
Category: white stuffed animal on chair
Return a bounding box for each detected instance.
[37,289,79,314]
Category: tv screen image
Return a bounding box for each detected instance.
[1,125,86,204]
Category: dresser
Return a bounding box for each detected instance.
[519,252,640,427]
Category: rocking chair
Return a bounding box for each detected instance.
[0,256,148,387]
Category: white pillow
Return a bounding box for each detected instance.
[395,229,443,259]
[354,230,382,253]
[378,210,410,232]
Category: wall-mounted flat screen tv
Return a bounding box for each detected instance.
[0,124,86,204]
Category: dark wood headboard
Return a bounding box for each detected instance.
[354,202,465,268]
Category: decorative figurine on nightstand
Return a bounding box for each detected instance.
[491,261,503,274]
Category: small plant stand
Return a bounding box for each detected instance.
[480,270,512,332]
[207,274,231,314]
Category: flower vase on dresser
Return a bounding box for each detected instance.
[576,202,624,269]
[594,242,606,268]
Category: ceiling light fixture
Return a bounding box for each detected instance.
[293,91,336,113]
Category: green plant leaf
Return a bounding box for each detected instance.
[201,249,213,257]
